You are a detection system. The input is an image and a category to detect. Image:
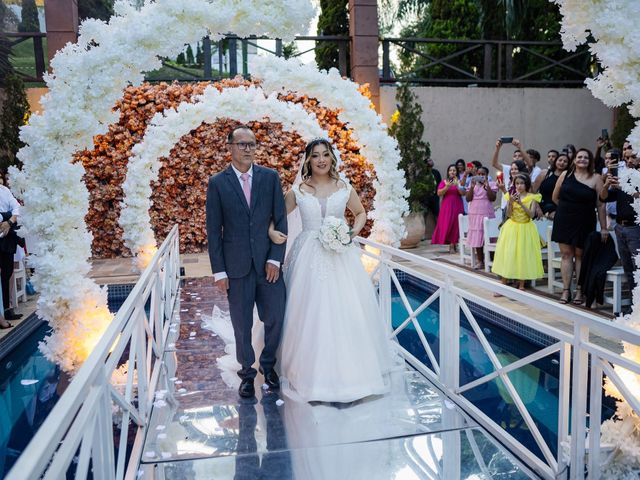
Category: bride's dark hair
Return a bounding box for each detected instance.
[300,139,341,188]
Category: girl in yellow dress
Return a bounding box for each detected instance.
[492,173,544,291]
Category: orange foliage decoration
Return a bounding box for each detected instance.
[75,78,376,257]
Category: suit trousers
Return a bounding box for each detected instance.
[228,264,286,380]
[614,224,640,290]
[0,251,13,311]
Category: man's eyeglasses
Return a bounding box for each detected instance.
[230,142,257,151]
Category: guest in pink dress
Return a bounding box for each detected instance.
[432,164,465,253]
[465,166,498,269]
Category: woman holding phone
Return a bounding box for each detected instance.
[431,164,465,253]
[551,148,607,304]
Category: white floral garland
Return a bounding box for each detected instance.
[120,84,335,267]
[9,0,315,372]
[553,1,640,477]
[251,56,409,246]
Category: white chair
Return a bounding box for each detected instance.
[547,225,629,312]
[11,257,27,308]
[483,216,502,273]
[458,214,476,267]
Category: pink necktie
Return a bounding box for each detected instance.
[240,172,251,206]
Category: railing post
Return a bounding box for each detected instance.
[570,324,589,479]
[588,358,603,479]
[382,39,391,81]
[505,43,513,81]
[203,36,212,79]
[275,38,283,57]
[483,42,492,81]
[338,40,348,77]
[34,35,46,81]
[557,342,571,479]
[228,37,238,77]
[218,39,224,76]
[439,278,459,390]
[497,42,503,86]
[241,38,248,78]
[378,253,392,330]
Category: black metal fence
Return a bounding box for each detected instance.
[3,32,593,88]
[150,35,349,82]
[5,31,47,82]
[381,38,594,87]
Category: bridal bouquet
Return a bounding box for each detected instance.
[318,216,352,253]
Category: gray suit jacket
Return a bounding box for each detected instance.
[206,165,287,279]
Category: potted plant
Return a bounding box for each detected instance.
[389,82,435,248]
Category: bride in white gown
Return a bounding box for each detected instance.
[268,138,393,403]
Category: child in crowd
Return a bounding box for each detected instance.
[491,173,544,292]
[465,166,497,270]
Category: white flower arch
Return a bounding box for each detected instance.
[11,0,316,372]
[120,84,337,268]
[10,0,409,373]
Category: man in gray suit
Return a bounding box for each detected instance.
[206,126,287,398]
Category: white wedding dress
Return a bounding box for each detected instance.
[278,183,393,402]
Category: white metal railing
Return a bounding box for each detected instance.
[7,225,181,480]
[357,237,640,480]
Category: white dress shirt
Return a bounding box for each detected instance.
[0,185,20,217]
[213,165,280,282]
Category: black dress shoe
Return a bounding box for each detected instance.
[259,367,280,390]
[4,310,22,321]
[238,378,255,398]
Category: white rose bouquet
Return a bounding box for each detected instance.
[318,216,352,253]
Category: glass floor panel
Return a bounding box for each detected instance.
[141,426,535,479]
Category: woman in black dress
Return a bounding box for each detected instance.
[533,152,570,218]
[551,148,608,304]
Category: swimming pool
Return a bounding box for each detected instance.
[0,284,134,477]
[391,273,616,462]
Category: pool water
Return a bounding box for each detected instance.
[0,285,134,477]
[392,279,616,462]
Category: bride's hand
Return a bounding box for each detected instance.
[269,229,287,245]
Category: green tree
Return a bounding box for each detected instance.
[0,3,12,80]
[78,0,114,22]
[388,83,435,212]
[18,0,39,33]
[0,73,30,169]
[611,104,637,150]
[196,42,204,66]
[397,0,589,83]
[315,0,349,73]
[283,42,299,60]
[185,44,194,65]
[176,52,186,65]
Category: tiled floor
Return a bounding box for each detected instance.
[138,277,536,479]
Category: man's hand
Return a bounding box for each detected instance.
[0,222,10,237]
[215,278,229,292]
[512,139,522,149]
[265,263,280,283]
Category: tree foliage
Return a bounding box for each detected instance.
[18,0,39,33]
[0,73,30,170]
[78,0,114,22]
[397,0,590,83]
[388,83,434,212]
[315,0,349,73]
[611,104,637,150]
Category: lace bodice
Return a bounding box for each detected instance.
[293,183,351,231]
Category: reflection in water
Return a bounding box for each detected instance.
[0,324,67,476]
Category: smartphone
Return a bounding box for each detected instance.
[500,136,513,144]
[472,176,486,183]
[609,163,618,177]
[602,128,609,139]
